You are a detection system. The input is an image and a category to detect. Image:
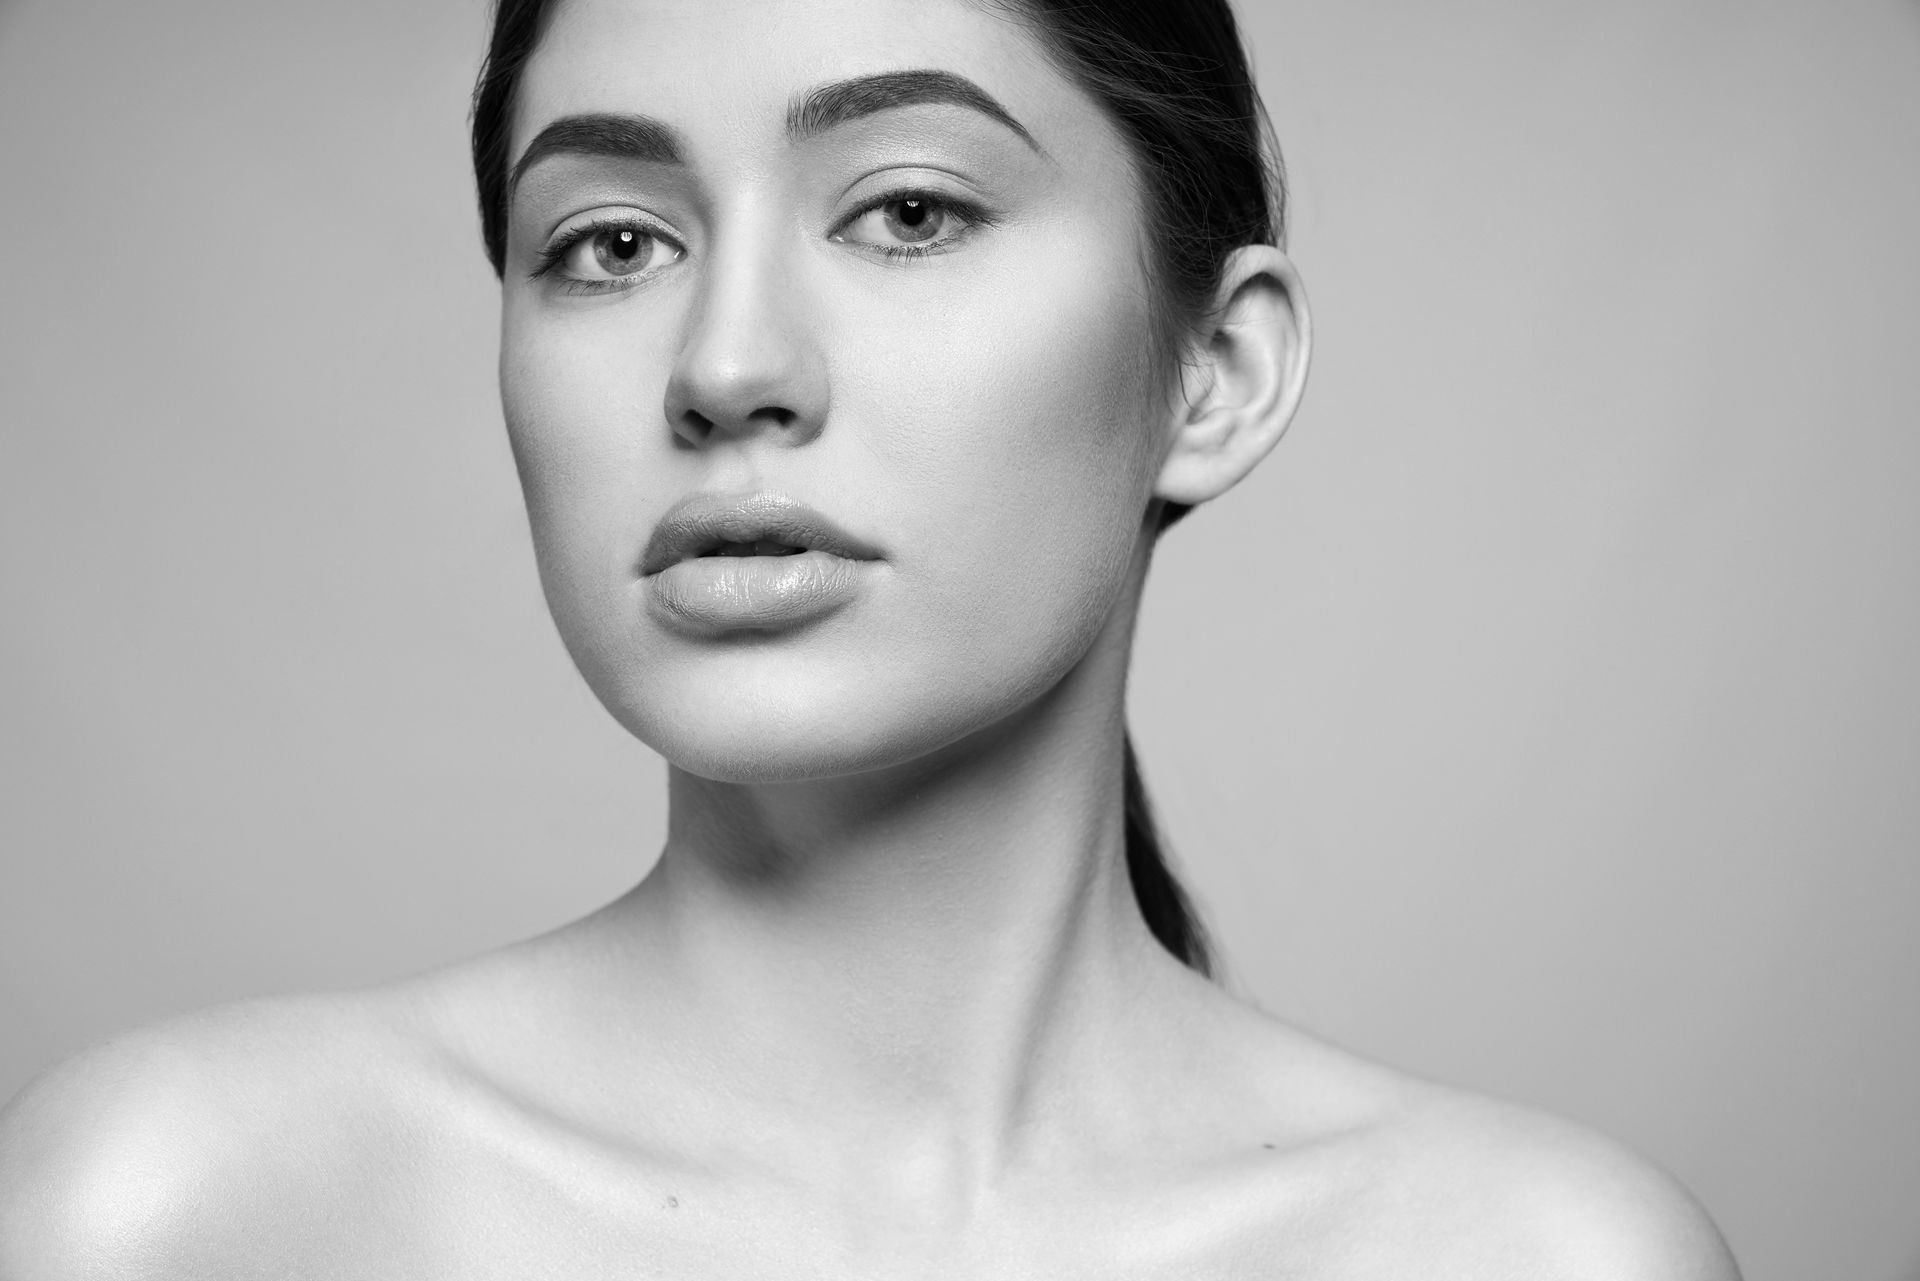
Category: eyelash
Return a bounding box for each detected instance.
[834,188,1000,262]
[530,215,680,292]
[529,188,1000,291]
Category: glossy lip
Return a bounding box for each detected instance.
[641,491,881,575]
[641,492,882,635]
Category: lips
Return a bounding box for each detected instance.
[641,492,880,576]
[641,493,880,634]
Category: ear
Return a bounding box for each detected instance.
[1154,245,1311,509]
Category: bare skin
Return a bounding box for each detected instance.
[0,934,1735,1279]
[0,0,1739,1275]
[0,579,1742,1278]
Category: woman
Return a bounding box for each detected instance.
[0,0,1741,1274]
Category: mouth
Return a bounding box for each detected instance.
[694,539,810,559]
[639,492,881,635]
[641,492,881,576]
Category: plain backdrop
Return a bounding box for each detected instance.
[2,1,1917,1277]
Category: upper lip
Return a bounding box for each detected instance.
[641,492,881,575]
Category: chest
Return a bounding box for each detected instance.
[281,1153,1340,1281]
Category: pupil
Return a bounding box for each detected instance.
[898,199,928,227]
[609,230,640,261]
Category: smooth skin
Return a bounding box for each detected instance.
[0,0,1740,1276]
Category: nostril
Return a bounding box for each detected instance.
[669,403,813,446]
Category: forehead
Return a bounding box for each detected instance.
[515,0,1109,162]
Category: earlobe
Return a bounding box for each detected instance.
[1153,246,1311,509]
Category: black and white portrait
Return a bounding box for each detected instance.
[1,2,1916,1278]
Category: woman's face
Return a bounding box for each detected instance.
[502,0,1173,781]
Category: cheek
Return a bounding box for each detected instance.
[502,308,662,532]
[842,244,1165,684]
[498,307,671,687]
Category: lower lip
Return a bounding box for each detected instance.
[646,550,871,634]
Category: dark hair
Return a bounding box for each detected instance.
[471,0,1286,979]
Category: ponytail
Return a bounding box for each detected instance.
[1122,733,1213,977]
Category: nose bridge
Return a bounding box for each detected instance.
[666,204,825,443]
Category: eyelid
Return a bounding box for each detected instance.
[541,202,681,246]
[828,184,1002,244]
[836,165,996,213]
[531,206,686,279]
[840,158,990,195]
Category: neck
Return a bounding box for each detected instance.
[593,578,1186,1194]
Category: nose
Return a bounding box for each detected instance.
[663,232,828,448]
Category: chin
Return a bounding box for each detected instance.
[586,648,994,784]
[545,557,1136,786]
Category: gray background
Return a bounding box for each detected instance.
[2,1,1917,1278]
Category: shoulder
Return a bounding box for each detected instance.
[1347,1081,1741,1280]
[0,994,433,1280]
[1198,1005,1738,1279]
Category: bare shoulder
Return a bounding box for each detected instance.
[0,992,435,1280]
[1223,1013,1740,1280]
[1364,1081,1741,1280]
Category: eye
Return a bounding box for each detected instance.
[538,220,685,289]
[833,192,984,257]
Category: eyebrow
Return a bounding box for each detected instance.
[508,69,1037,199]
[509,113,685,197]
[786,69,1039,150]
